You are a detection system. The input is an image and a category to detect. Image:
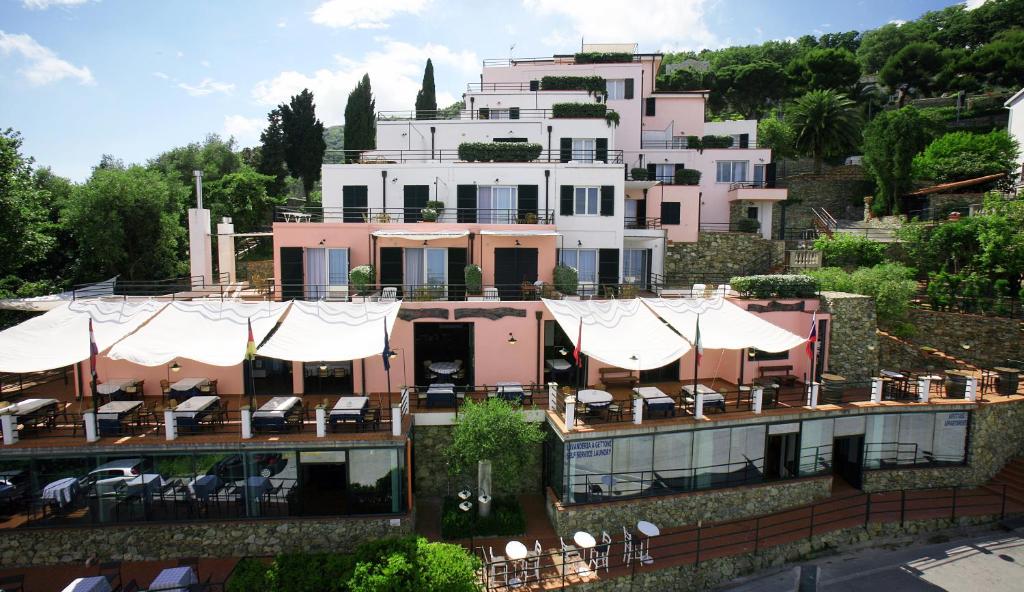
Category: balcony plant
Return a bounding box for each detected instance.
[702,135,735,149]
[539,75,606,96]
[736,217,760,233]
[457,142,543,162]
[630,168,648,181]
[604,111,620,127]
[464,264,482,295]
[349,265,374,295]
[730,274,819,299]
[574,52,633,64]
[551,102,607,119]
[421,200,445,222]
[674,168,701,185]
[554,265,578,296]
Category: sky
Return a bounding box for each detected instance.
[1,0,975,181]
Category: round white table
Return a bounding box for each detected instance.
[576,389,613,407]
[505,541,528,588]
[429,361,460,375]
[573,531,596,577]
[636,521,660,565]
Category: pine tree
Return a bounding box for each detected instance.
[415,58,437,119]
[344,74,376,161]
[257,107,288,198]
[279,89,327,203]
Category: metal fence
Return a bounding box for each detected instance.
[275,206,555,225]
[323,148,624,164]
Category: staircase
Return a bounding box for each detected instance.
[834,220,899,243]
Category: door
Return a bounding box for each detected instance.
[494,248,538,300]
[832,435,864,489]
[764,433,799,480]
[403,185,429,223]
[280,247,304,300]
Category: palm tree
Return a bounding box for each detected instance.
[788,90,862,173]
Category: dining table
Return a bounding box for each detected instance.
[95,400,143,436]
[330,396,369,427]
[252,396,301,431]
[680,384,726,413]
[494,381,525,403]
[504,540,529,588]
[173,395,220,432]
[573,531,596,577]
[41,477,79,507]
[95,378,139,401]
[188,474,223,502]
[636,386,677,417]
[8,398,59,431]
[576,389,613,416]
[61,576,112,592]
[170,377,209,400]
[426,383,456,408]
[148,566,198,592]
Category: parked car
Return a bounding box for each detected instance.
[80,458,162,498]
[207,453,286,481]
[0,469,29,507]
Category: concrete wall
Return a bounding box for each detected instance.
[818,292,878,382]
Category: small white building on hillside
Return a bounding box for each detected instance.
[1006,87,1024,194]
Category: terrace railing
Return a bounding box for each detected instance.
[623,217,662,230]
[323,148,624,164]
[274,206,555,225]
[379,108,611,121]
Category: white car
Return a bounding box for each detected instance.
[81,458,163,498]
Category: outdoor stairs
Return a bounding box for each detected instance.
[833,220,899,243]
[876,329,979,371]
[989,457,1024,510]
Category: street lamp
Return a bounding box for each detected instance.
[458,488,476,557]
[166,360,181,383]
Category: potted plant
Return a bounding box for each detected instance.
[554,265,578,296]
[422,200,445,222]
[464,264,482,296]
[349,265,374,295]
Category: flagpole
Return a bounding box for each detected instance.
[692,314,700,396]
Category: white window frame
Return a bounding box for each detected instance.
[606,79,626,101]
[486,108,511,119]
[559,249,599,287]
[424,248,447,286]
[477,185,518,224]
[716,161,749,183]
[623,249,647,285]
[655,164,674,183]
[574,186,600,216]
[572,138,596,163]
[753,164,766,186]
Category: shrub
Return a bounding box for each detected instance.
[349,265,374,293]
[551,102,607,118]
[226,558,271,592]
[701,134,735,149]
[574,52,633,64]
[912,130,1018,184]
[457,142,543,162]
[735,217,760,233]
[348,553,415,592]
[730,274,819,298]
[813,233,886,268]
[269,553,355,592]
[806,263,917,324]
[604,110,620,127]
[629,167,648,180]
[674,168,701,185]
[440,495,527,539]
[540,75,606,94]
[553,264,578,295]
[464,264,482,295]
[686,135,703,150]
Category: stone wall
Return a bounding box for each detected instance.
[777,166,874,228]
[896,308,1024,369]
[728,200,783,239]
[818,292,878,382]
[0,513,414,568]
[546,476,832,537]
[412,425,542,497]
[664,232,785,280]
[926,192,984,218]
[862,398,1024,492]
[877,333,960,373]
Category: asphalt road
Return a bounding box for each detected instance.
[723,529,1024,591]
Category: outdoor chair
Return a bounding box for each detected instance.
[560,537,582,572]
[215,399,229,426]
[524,541,541,582]
[622,527,635,566]
[690,283,706,298]
[286,404,305,432]
[160,379,172,402]
[380,287,397,303]
[590,531,611,573]
[483,287,500,301]
[606,400,625,422]
[714,284,731,297]
[123,382,142,400]
[361,405,380,431]
[487,547,508,587]
[979,369,997,394]
[138,402,161,428]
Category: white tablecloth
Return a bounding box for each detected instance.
[42,477,79,506]
[10,398,58,416]
[576,389,613,405]
[62,576,112,592]
[680,384,725,404]
[546,359,571,371]
[171,377,209,392]
[429,361,460,375]
[635,386,676,406]
[253,396,300,418]
[427,383,455,394]
[174,395,220,419]
[96,400,142,421]
[149,566,198,591]
[96,378,137,395]
[331,396,369,417]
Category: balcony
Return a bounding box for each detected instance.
[624,216,662,230]
[641,138,760,150]
[269,282,658,303]
[727,182,788,202]
[378,107,573,121]
[323,148,623,165]
[274,207,555,224]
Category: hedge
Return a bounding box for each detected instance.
[736,217,760,233]
[464,264,482,295]
[574,52,633,64]
[551,102,607,118]
[630,168,648,180]
[684,135,735,151]
[674,168,701,185]
[540,75,606,94]
[730,274,819,298]
[440,496,526,539]
[457,142,543,162]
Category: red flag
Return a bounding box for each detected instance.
[805,312,818,358]
[88,318,98,383]
[572,318,583,368]
[695,317,703,366]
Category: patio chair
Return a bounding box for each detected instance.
[590,531,611,573]
[606,399,625,422]
[138,402,161,428]
[361,405,380,432]
[979,369,997,394]
[560,537,582,570]
[286,404,305,432]
[379,286,398,304]
[690,283,706,298]
[487,547,508,587]
[123,382,141,400]
[483,287,500,301]
[714,284,731,297]
[524,541,542,582]
[215,399,230,426]
[622,527,635,566]
[160,379,172,403]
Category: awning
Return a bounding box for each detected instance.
[371,230,469,241]
[0,300,165,373]
[478,230,560,237]
[642,297,806,352]
[0,277,118,312]
[257,300,401,362]
[106,301,290,367]
[542,298,690,370]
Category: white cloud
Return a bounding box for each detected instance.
[311,0,429,29]
[223,115,265,147]
[277,19,287,28]
[177,77,235,96]
[22,0,92,9]
[251,40,477,124]
[964,0,988,9]
[152,71,170,80]
[889,19,906,26]
[201,59,211,68]
[176,51,184,58]
[522,0,717,50]
[0,30,94,85]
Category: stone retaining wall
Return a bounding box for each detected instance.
[818,292,878,382]
[877,332,960,374]
[897,308,1024,370]
[0,513,414,568]
[777,166,874,229]
[412,425,542,497]
[546,476,832,537]
[862,398,1024,493]
[664,232,785,279]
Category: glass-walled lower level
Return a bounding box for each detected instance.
[548,410,970,504]
[0,444,407,529]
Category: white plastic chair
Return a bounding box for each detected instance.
[487,546,508,586]
[379,286,397,303]
[691,283,706,298]
[560,536,581,575]
[590,531,611,573]
[524,540,542,582]
[622,526,634,565]
[714,283,731,297]
[483,287,500,301]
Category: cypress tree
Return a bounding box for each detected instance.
[257,107,288,198]
[279,89,326,203]
[344,74,376,161]
[415,58,437,119]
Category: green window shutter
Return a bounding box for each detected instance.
[380,248,403,294]
[559,138,572,163]
[403,185,429,222]
[529,80,539,91]
[279,247,304,301]
[517,185,538,221]
[478,107,490,120]
[598,249,619,286]
[457,185,477,223]
[595,138,608,163]
[600,185,615,216]
[447,248,467,300]
[624,79,634,100]
[645,97,656,116]
[560,185,574,216]
[647,163,657,182]
[342,186,368,223]
[739,133,749,149]
[510,107,520,120]
[662,202,681,225]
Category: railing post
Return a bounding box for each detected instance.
[900,490,906,527]
[951,486,957,521]
[965,377,978,402]
[547,382,557,411]
[865,493,871,529]
[919,377,931,403]
[83,410,99,443]
[870,377,883,403]
[163,408,177,441]
[754,516,760,554]
[241,406,252,439]
[316,406,327,438]
[808,382,819,409]
[633,396,643,424]
[695,521,702,566]
[752,386,764,415]
[695,392,705,419]
[564,396,576,430]
[809,504,815,540]
[1,414,17,445]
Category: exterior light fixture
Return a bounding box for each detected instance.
[629,355,638,361]
[515,240,521,246]
[507,332,518,345]
[558,347,568,356]
[577,240,582,247]
[170,362,181,373]
[319,239,326,245]
[319,362,328,371]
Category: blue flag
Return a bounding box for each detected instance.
[382,318,391,371]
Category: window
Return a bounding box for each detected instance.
[327,249,349,286]
[753,164,766,186]
[746,206,760,220]
[716,161,748,183]
[749,348,788,361]
[477,186,518,224]
[655,164,674,183]
[574,187,599,215]
[623,249,647,285]
[606,79,625,101]
[480,108,510,119]
[572,138,595,163]
[404,248,447,289]
[559,249,598,284]
[624,199,638,222]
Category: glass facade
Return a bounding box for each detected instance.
[551,410,970,504]
[0,445,407,528]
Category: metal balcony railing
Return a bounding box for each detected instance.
[728,181,773,191]
[323,148,624,164]
[624,217,662,230]
[379,107,605,121]
[642,139,761,150]
[274,207,555,224]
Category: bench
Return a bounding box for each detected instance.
[759,365,799,386]
[599,368,638,389]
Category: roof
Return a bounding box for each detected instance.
[1005,87,1024,108]
[906,173,1007,196]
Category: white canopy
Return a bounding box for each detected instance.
[642,297,806,352]
[0,300,165,373]
[257,300,401,362]
[542,298,690,370]
[106,301,290,367]
[371,230,469,241]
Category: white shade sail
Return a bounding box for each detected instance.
[257,300,401,362]
[0,300,166,373]
[106,301,290,367]
[542,298,690,370]
[642,297,806,352]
